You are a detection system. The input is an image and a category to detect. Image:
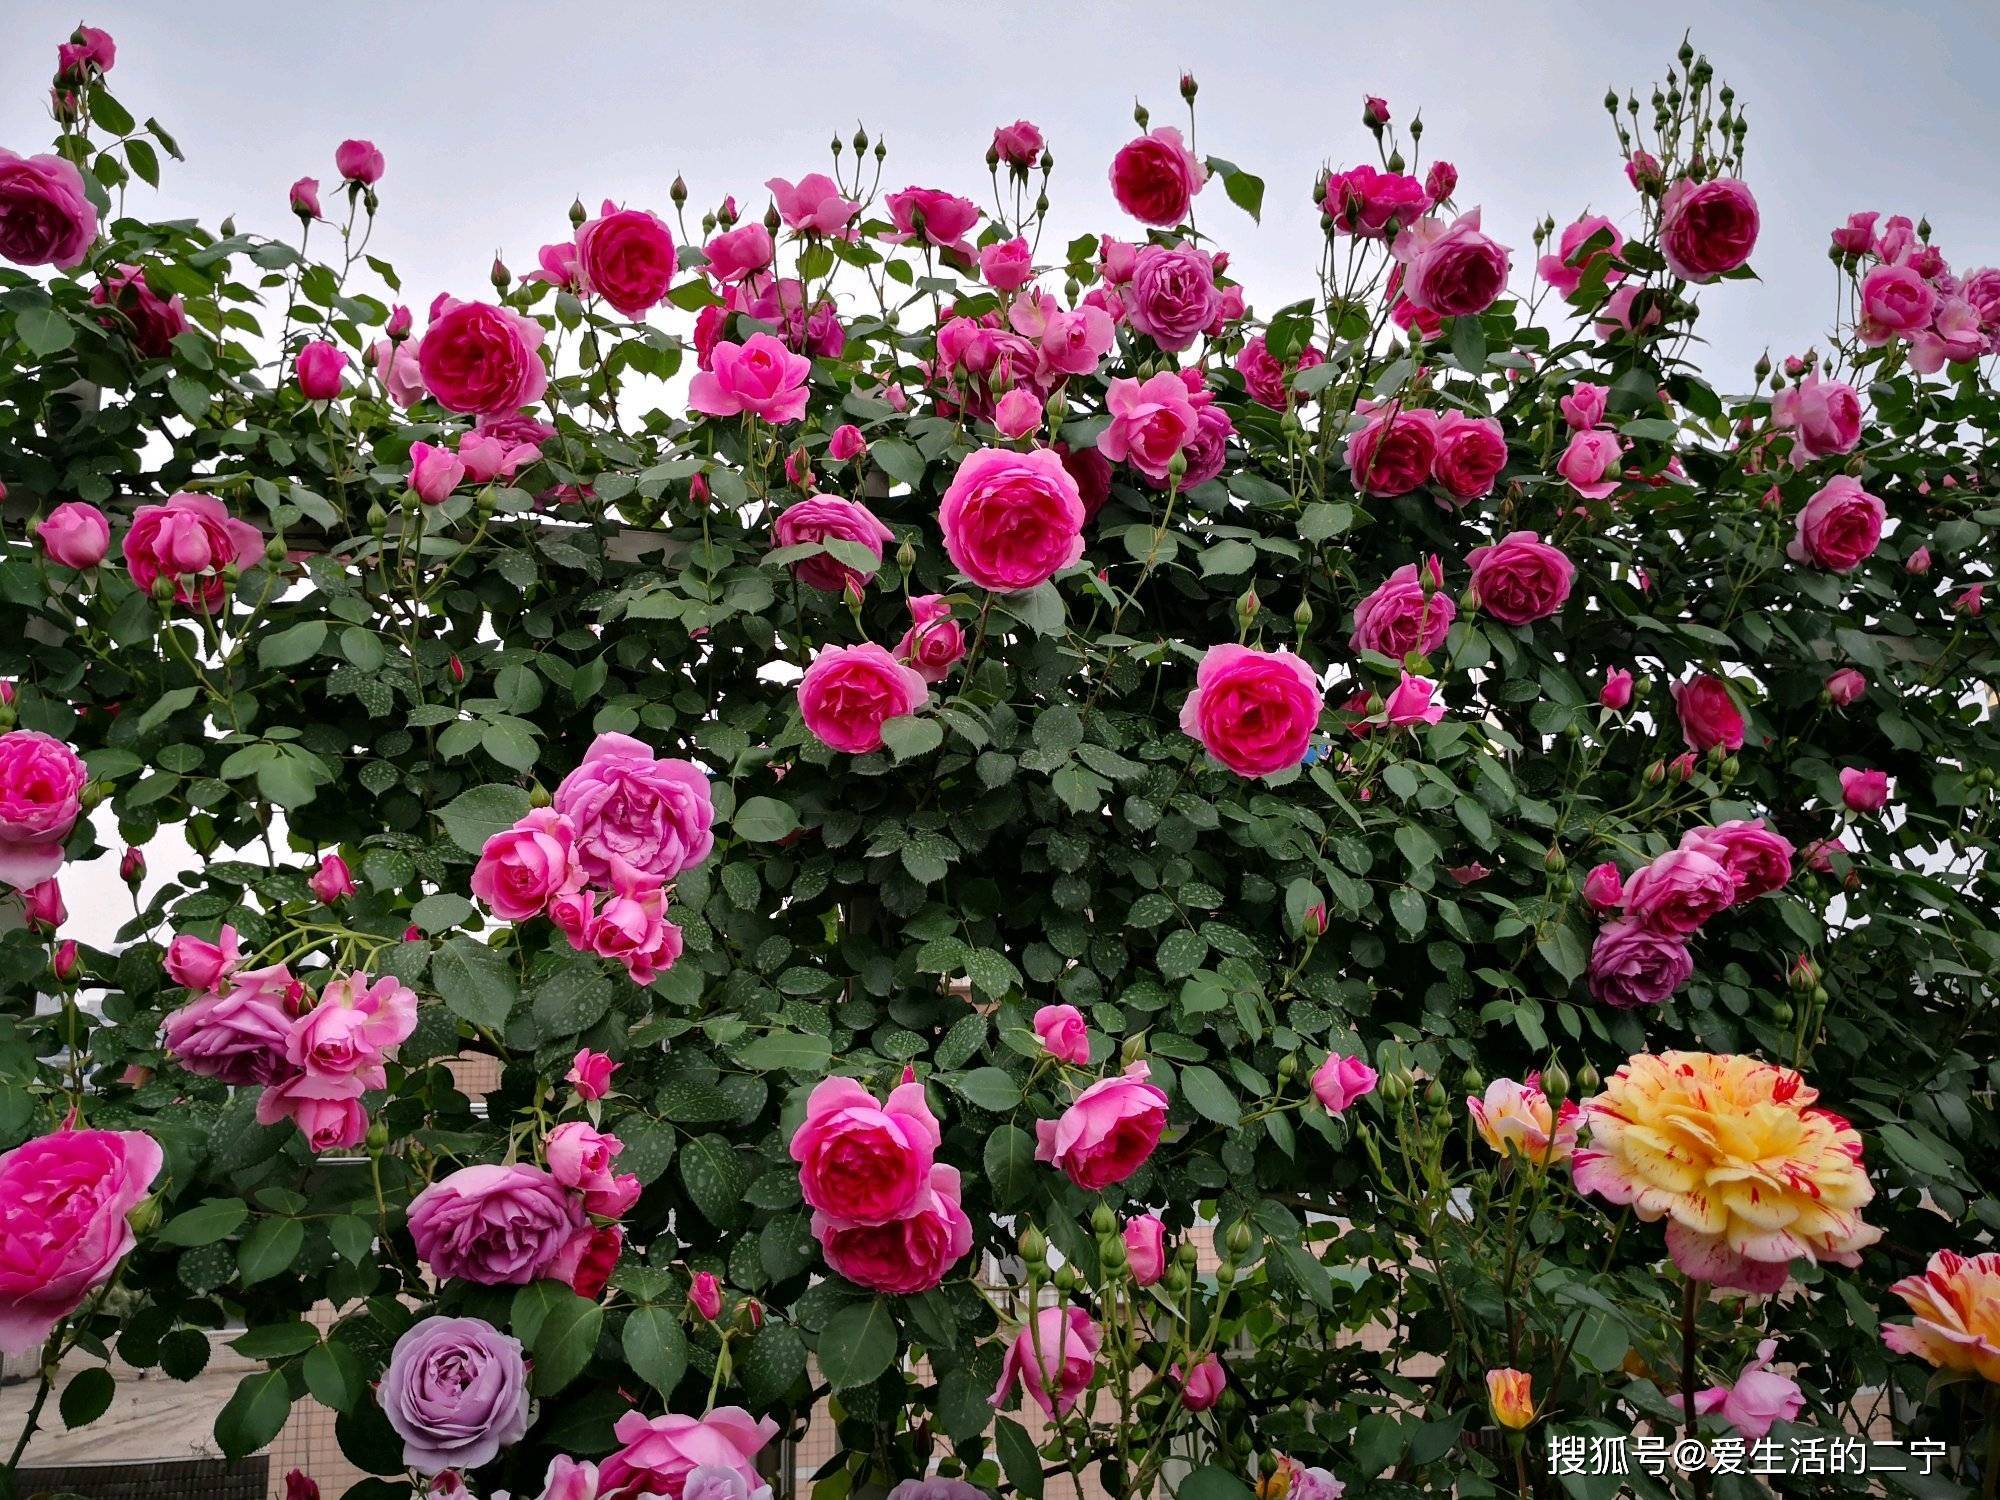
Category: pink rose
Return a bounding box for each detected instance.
[1321,165,1429,239]
[573,203,676,317]
[295,341,348,400]
[1057,442,1112,520]
[1537,215,1625,296]
[884,187,980,257]
[1840,767,1890,814]
[257,1074,368,1152]
[993,387,1043,440]
[1600,668,1634,710]
[1099,372,1200,484]
[1124,1216,1167,1285]
[992,120,1045,169]
[0,150,98,269]
[1659,177,1759,282]
[286,970,417,1088]
[789,1074,941,1226]
[1826,668,1867,706]
[798,643,928,754]
[1108,127,1205,226]
[122,492,262,611]
[992,1305,1100,1417]
[1689,1340,1804,1441]
[162,964,296,1086]
[1035,1061,1169,1191]
[568,1048,617,1100]
[894,594,967,684]
[165,923,241,992]
[552,731,715,887]
[688,334,811,424]
[1557,428,1623,499]
[938,446,1086,591]
[89,264,189,357]
[552,1225,622,1301]
[1787,476,1884,573]
[35,501,109,568]
[1466,531,1576,626]
[1858,264,1936,345]
[525,240,580,291]
[1180,644,1322,778]
[22,877,63,932]
[545,1120,624,1195]
[1312,1052,1378,1113]
[567,882,684,985]
[409,1163,587,1285]
[816,1162,973,1295]
[1430,412,1507,504]
[456,430,538,485]
[773,495,894,594]
[599,1409,778,1500]
[1678,819,1794,901]
[418,298,548,415]
[1831,212,1879,257]
[309,853,355,905]
[827,424,867,462]
[407,441,465,505]
[1770,372,1862,464]
[1587,919,1693,1008]
[1621,848,1735,936]
[1177,1354,1226,1411]
[334,139,383,185]
[55,27,116,82]
[1347,407,1438,497]
[766,174,858,236]
[1910,296,1984,374]
[0,730,85,887]
[1032,1004,1090,1065]
[688,1270,723,1321]
[1957,584,1986,617]
[1594,285,1662,342]
[702,223,772,286]
[473,807,584,921]
[1235,334,1325,410]
[289,176,321,219]
[0,1127,163,1355]
[1582,862,1624,913]
[1124,243,1220,353]
[1394,209,1511,317]
[980,237,1035,292]
[1673,674,1746,753]
[1560,382,1609,431]
[1350,557,1454,660]
[372,337,426,407]
[1382,671,1446,727]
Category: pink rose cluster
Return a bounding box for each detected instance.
[1584,819,1794,1009]
[1346,405,1507,505]
[789,1075,971,1295]
[1835,210,1999,373]
[471,732,714,985]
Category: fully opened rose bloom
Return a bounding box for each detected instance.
[938,446,1086,591]
[0,149,98,268]
[816,1162,973,1295]
[1466,531,1575,626]
[766,174,858,236]
[1621,847,1735,936]
[1787,475,1884,573]
[599,1408,779,1500]
[0,729,85,887]
[1321,164,1428,239]
[1035,1061,1169,1190]
[1312,1052,1377,1113]
[688,334,811,424]
[1659,177,1760,281]
[798,644,927,754]
[1771,372,1862,464]
[122,492,263,611]
[0,1127,164,1354]
[1181,645,1323,779]
[894,594,966,684]
[474,807,583,921]
[552,731,715,888]
[1394,209,1511,317]
[1679,819,1794,901]
[1687,1339,1804,1440]
[1673,674,1746,753]
[419,298,549,415]
[992,1305,1100,1417]
[1840,767,1890,814]
[35,501,109,569]
[1351,558,1454,659]
[574,203,677,316]
[1032,1003,1090,1064]
[1882,1250,2000,1382]
[1098,372,1200,484]
[286,971,417,1089]
[773,495,894,594]
[1124,1215,1167,1285]
[789,1074,941,1227]
[1430,412,1507,504]
[1537,214,1625,296]
[1557,427,1623,499]
[1574,1051,1880,1293]
[1108,126,1205,226]
[1858,264,1936,346]
[162,967,296,1086]
[1468,1075,1580,1163]
[1347,407,1437,497]
[1587,919,1693,1008]
[378,1316,529,1475]
[409,1162,586,1285]
[1124,242,1221,353]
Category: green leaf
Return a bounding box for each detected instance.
[1178,1468,1257,1500]
[16,306,74,357]
[258,620,326,669]
[303,1340,363,1414]
[984,1125,1037,1208]
[439,784,533,854]
[953,1067,1021,1112]
[59,1366,115,1430]
[156,1196,248,1246]
[880,715,943,761]
[731,796,799,842]
[736,1322,807,1409]
[238,1216,305,1287]
[1450,314,1487,375]
[215,1368,293,1459]
[817,1298,897,1389]
[680,1134,751,1228]
[995,1416,1044,1500]
[530,1288,604,1397]
[622,1304,689,1398]
[1178,1064,1241,1127]
[1208,156,1266,223]
[734,1031,834,1073]
[433,935,516,1029]
[228,1322,320,1359]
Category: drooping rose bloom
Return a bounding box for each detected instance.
[1672,674,1746,753]
[797,644,929,755]
[883,187,981,257]
[1035,1061,1169,1190]
[1108,127,1205,226]
[378,1316,530,1475]
[598,1408,779,1500]
[1180,644,1323,779]
[162,967,296,1086]
[0,149,98,268]
[1351,558,1454,660]
[815,1162,973,1295]
[1032,1004,1090,1065]
[1393,209,1511,317]
[1574,1051,1879,1293]
[0,1127,163,1354]
[937,446,1086,592]
[789,1074,941,1226]
[408,1163,587,1285]
[991,1305,1100,1417]
[1467,1075,1579,1164]
[472,807,584,921]
[1311,1052,1377,1113]
[34,501,109,569]
[123,492,263,611]
[552,732,715,887]
[1321,165,1429,239]
[773,495,894,594]
[1346,407,1438,497]
[1537,215,1625,297]
[1882,1249,2000,1382]
[1771,372,1862,465]
[1786,475,1884,573]
[1465,531,1575,626]
[1686,1339,1804,1440]
[688,334,811,423]
[1123,1216,1167,1285]
[1586,919,1693,1009]
[0,729,86,887]
[1659,177,1760,282]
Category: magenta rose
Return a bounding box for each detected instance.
[1108,127,1205,226]
[0,149,98,269]
[1351,557,1454,660]
[418,297,548,415]
[34,501,109,569]
[575,204,677,317]
[993,120,1045,169]
[1312,1052,1378,1113]
[701,223,771,286]
[409,1163,586,1285]
[1771,372,1862,464]
[1582,862,1624,913]
[815,1162,973,1295]
[1032,1003,1090,1065]
[1679,819,1793,901]
[1123,1216,1169,1287]
[472,807,584,921]
[1841,767,1890,813]
[1180,644,1323,778]
[89,263,189,358]
[334,138,384,185]
[0,729,85,888]
[1395,209,1511,317]
[980,236,1034,292]
[377,1315,529,1476]
[766,174,858,236]
[1558,427,1624,499]
[1600,668,1634,710]
[1170,391,1235,490]
[1672,674,1747,753]
[885,187,981,256]
[688,333,811,424]
[1825,668,1867,707]
[1099,372,1199,484]
[1178,1354,1227,1411]
[1621,848,1735,936]
[1787,476,1884,573]
[598,1408,779,1500]
[1124,243,1220,353]
[798,643,928,755]
[551,731,715,888]
[1322,165,1429,239]
[1429,412,1507,504]
[1035,1061,1170,1191]
[164,923,240,993]
[938,446,1086,591]
[294,341,347,401]
[1659,177,1760,282]
[162,971,295,1086]
[992,1305,1100,1418]
[1235,334,1325,409]
[1587,919,1693,1008]
[1347,407,1438,497]
[894,594,966,684]
[1466,531,1576,625]
[0,1127,163,1354]
[1538,214,1626,296]
[789,1074,941,1226]
[773,495,895,594]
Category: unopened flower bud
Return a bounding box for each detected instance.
[1226,1220,1254,1257]
[53,940,80,982]
[853,127,870,154]
[1643,760,1666,786]
[1542,1062,1570,1104]
[896,540,917,574]
[1133,101,1150,130]
[490,255,510,291]
[529,782,552,809]
[448,654,466,685]
[1789,955,1818,993]
[1019,1225,1047,1264]
[1236,587,1260,627]
[1180,72,1199,102]
[120,846,145,885]
[764,201,781,235]
[1543,845,1565,873]
[1091,1204,1116,1236]
[365,1120,391,1154]
[1292,599,1313,632]
[1576,1061,1600,1094]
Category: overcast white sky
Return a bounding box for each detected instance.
[10,0,2000,946]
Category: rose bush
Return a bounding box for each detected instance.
[1,30,1998,1500]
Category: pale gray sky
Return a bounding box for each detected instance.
[9,0,2000,947]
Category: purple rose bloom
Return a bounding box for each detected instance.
[1586,919,1694,1009]
[408,1163,585,1285]
[378,1315,529,1475]
[886,1483,987,1500]
[1124,243,1220,354]
[551,731,716,888]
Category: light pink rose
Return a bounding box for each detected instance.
[798,643,928,754]
[766,174,858,236]
[1430,412,1507,505]
[1840,767,1890,814]
[1600,668,1634,710]
[567,881,683,985]
[1124,1215,1166,1285]
[295,341,348,401]
[1673,674,1746,753]
[1394,209,1511,317]
[407,441,465,505]
[1124,243,1220,353]
[1312,1052,1378,1113]
[1825,668,1867,706]
[1678,819,1794,901]
[598,1408,778,1500]
[0,149,98,269]
[1382,671,1446,727]
[575,203,677,317]
[1466,531,1575,625]
[473,807,583,921]
[773,495,894,594]
[1560,382,1609,431]
[991,1305,1100,1417]
[1557,428,1623,499]
[256,1072,368,1153]
[34,502,108,569]
[545,1120,624,1197]
[286,970,417,1090]
[1108,127,1205,226]
[1177,1354,1226,1411]
[552,731,715,887]
[371,337,426,407]
[1621,848,1735,936]
[1180,644,1322,778]
[1787,476,1884,573]
[980,237,1034,292]
[1910,296,1985,374]
[162,965,297,1086]
[1537,215,1625,296]
[1350,557,1454,660]
[1593,285,1662,342]
[1587,919,1693,1008]
[568,1048,617,1100]
[0,1127,163,1355]
[1771,372,1862,464]
[1035,1061,1169,1191]
[1099,372,1200,484]
[1321,165,1428,239]
[815,1162,973,1295]
[1235,334,1325,409]
[1688,1339,1803,1440]
[0,730,85,888]
[702,223,772,286]
[993,387,1043,440]
[1659,177,1759,282]
[789,1074,941,1227]
[1858,264,1936,346]
[894,594,967,684]
[309,853,355,905]
[992,120,1045,169]
[688,334,811,423]
[1347,407,1438,496]
[1032,1004,1090,1065]
[418,298,548,415]
[165,923,241,992]
[938,446,1086,591]
[409,1162,586,1285]
[884,187,980,257]
[1582,862,1624,913]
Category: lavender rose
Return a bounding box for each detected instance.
[552,731,715,888]
[1586,919,1693,1009]
[378,1315,529,1474]
[408,1163,585,1285]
